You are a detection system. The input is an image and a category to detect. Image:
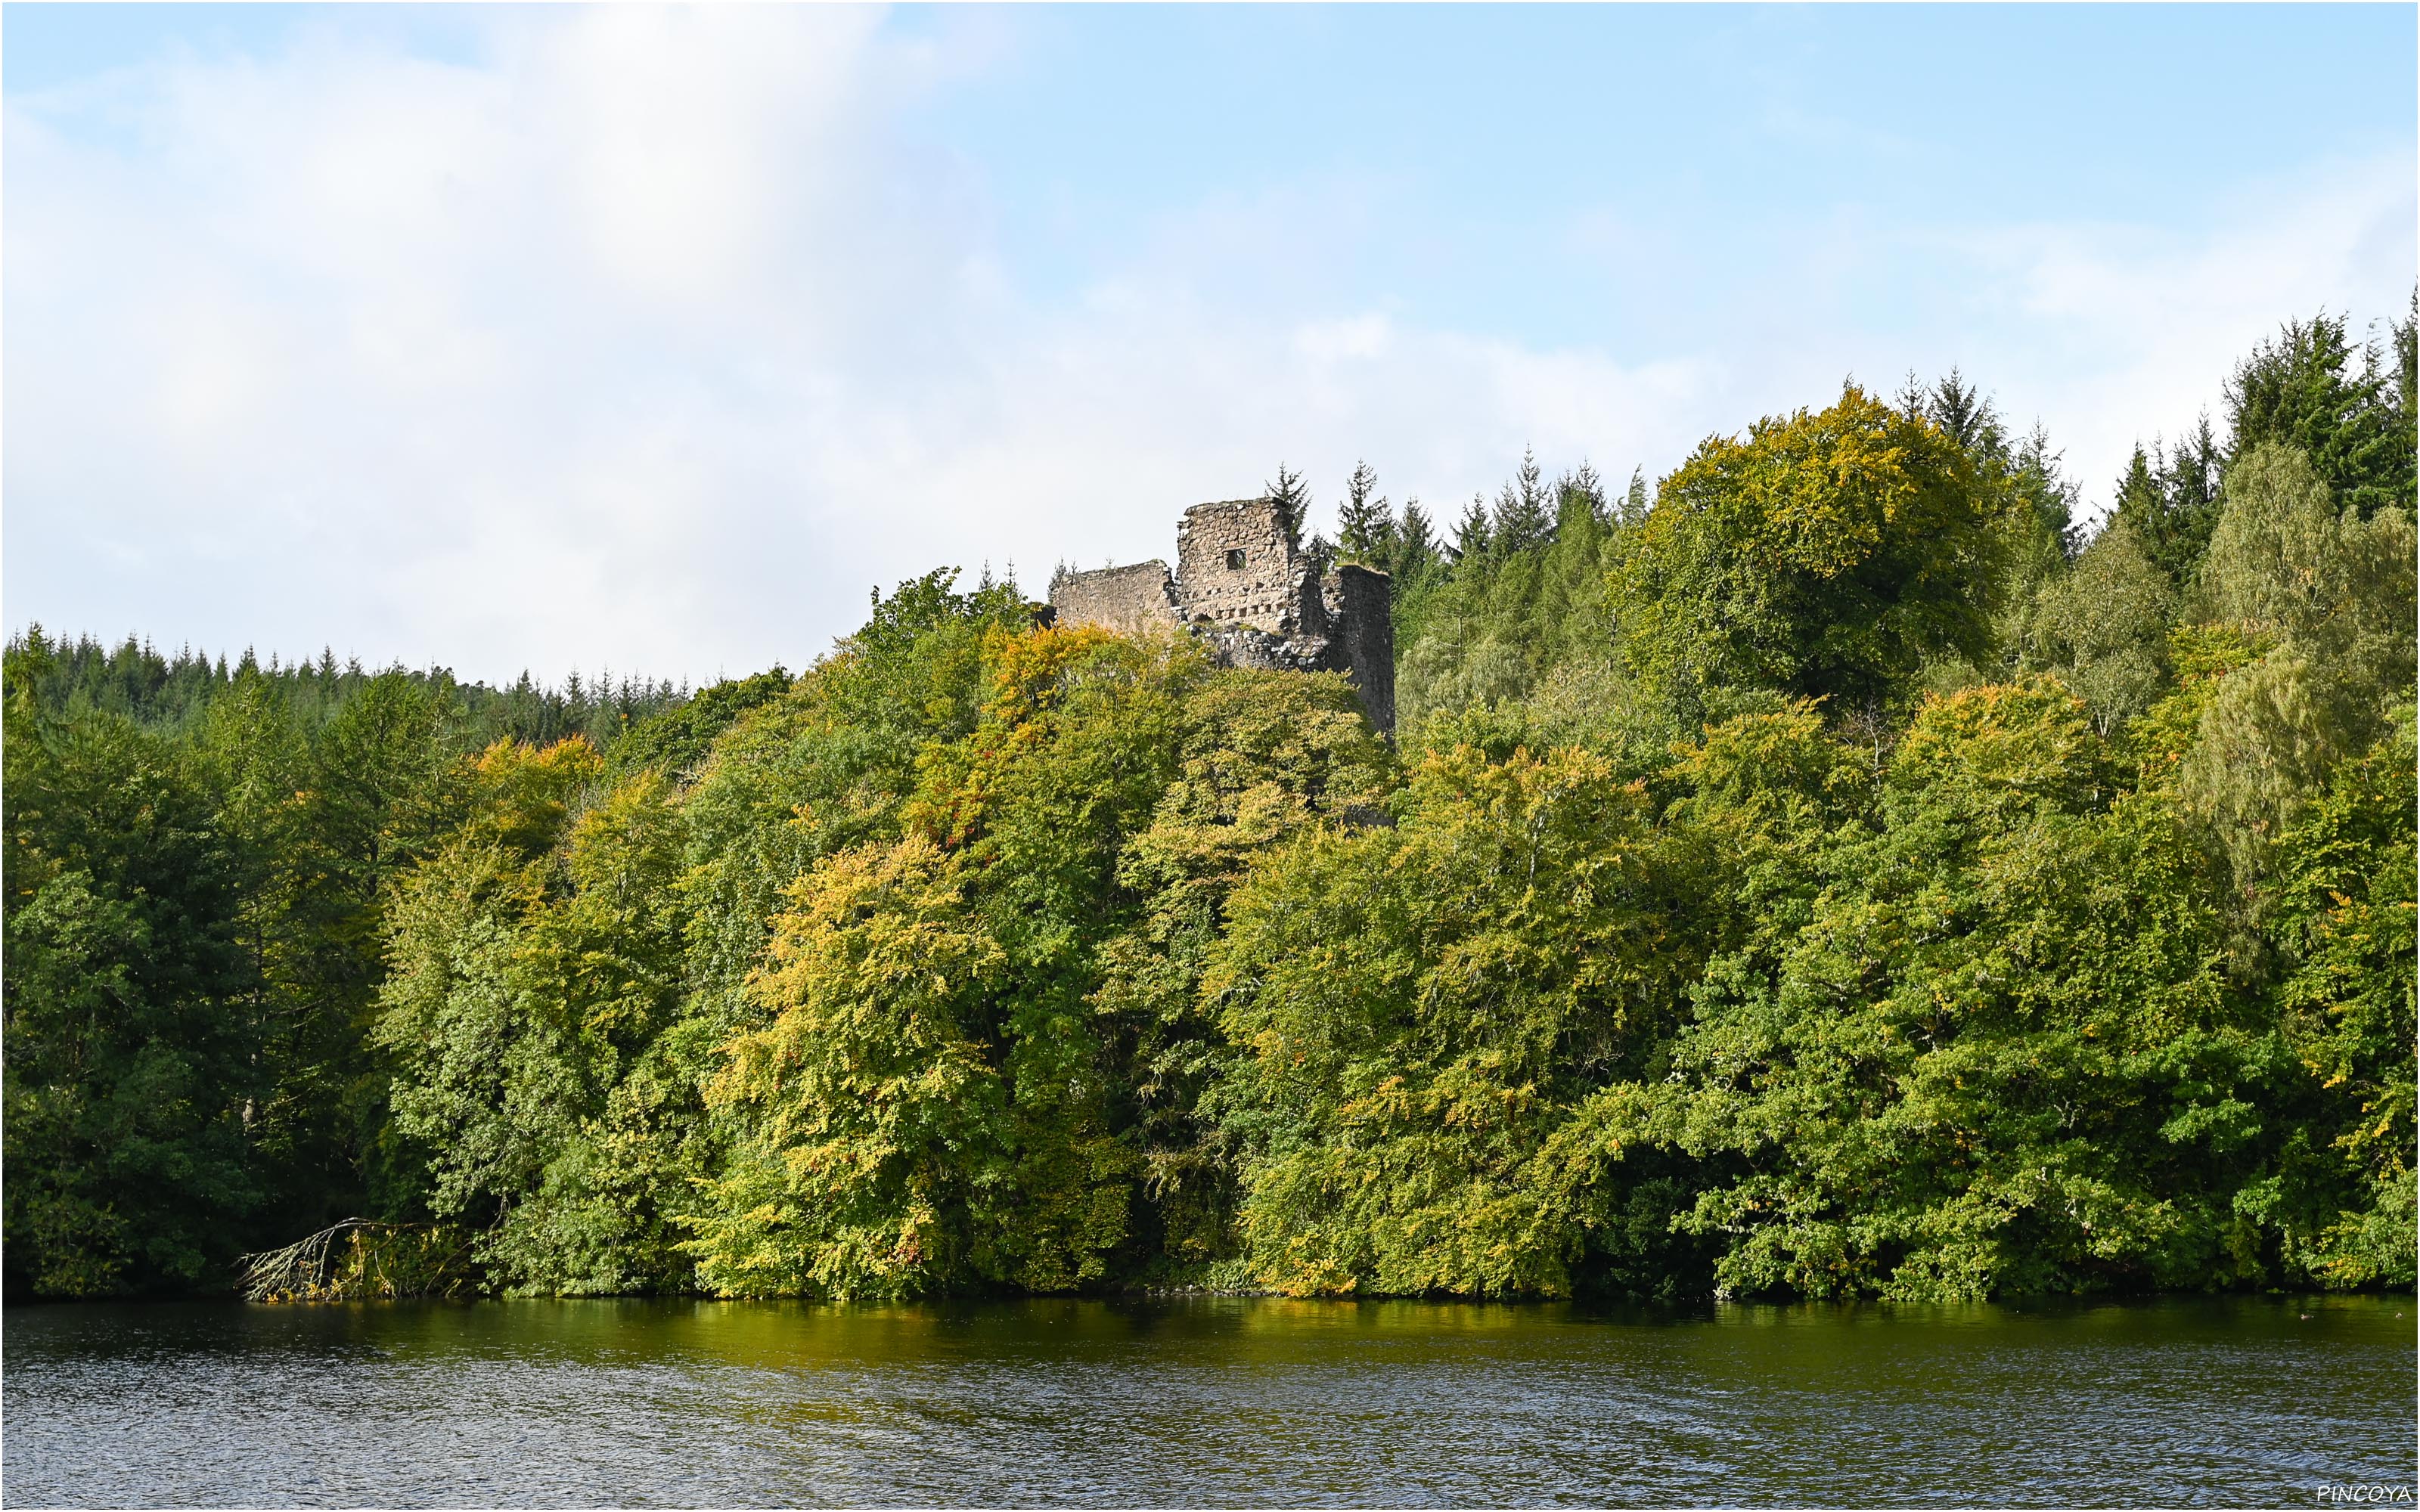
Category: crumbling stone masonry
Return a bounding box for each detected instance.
[1049,496,1396,733]
[1046,559,1180,636]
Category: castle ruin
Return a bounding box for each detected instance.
[1048,496,1395,733]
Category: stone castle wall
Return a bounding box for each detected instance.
[1047,559,1179,635]
[1326,563,1395,734]
[1050,495,1395,733]
[1173,499,1317,635]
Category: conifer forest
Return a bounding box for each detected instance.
[8,304,2415,1306]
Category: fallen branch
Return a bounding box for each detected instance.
[238,1219,474,1302]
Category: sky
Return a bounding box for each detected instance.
[5,3,2415,687]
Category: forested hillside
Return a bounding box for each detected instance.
[8,302,2413,1303]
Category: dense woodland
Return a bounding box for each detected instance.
[7,303,2414,1303]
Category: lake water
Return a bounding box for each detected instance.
[3,1294,2412,1506]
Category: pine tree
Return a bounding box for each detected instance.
[2110,445,2167,563]
[1394,500,1439,582]
[1895,369,1930,421]
[1554,462,1609,539]
[1493,445,1553,555]
[2226,308,2413,517]
[1264,463,1313,549]
[1304,533,1337,582]
[1336,460,1394,565]
[1620,467,1650,526]
[1452,492,1492,563]
[1927,368,2004,459]
[2012,423,2079,559]
[1565,460,1606,512]
[2389,291,2418,459]
[2162,411,2225,566]
[2110,421,2229,584]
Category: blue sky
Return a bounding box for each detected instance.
[6,4,2414,684]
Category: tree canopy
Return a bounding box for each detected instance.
[8,300,2412,1305]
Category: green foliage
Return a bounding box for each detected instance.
[1902,370,2076,582]
[1336,460,1391,564]
[1207,745,1699,1297]
[2018,519,2174,734]
[1392,459,1631,735]
[8,627,687,747]
[1614,384,2008,720]
[2255,717,2418,1287]
[610,667,793,780]
[689,833,1015,1298]
[2225,305,2418,520]
[4,639,259,1294]
[374,572,1044,1299]
[373,740,700,1294]
[1647,683,2268,1300]
[11,308,2414,1306]
[2177,443,2415,878]
[1096,667,1398,1273]
[2107,417,2226,584]
[1264,463,1313,550]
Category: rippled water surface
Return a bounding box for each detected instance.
[4,1294,2412,1506]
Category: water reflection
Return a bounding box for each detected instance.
[4,1294,2410,1506]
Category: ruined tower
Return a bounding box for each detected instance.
[1173,498,1321,634]
[1048,494,1396,733]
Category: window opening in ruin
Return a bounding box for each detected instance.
[1226,549,1246,570]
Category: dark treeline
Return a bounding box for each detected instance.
[5,300,2412,1303]
[20,633,689,748]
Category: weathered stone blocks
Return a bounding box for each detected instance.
[1050,494,1395,733]
[1173,498,1319,635]
[1045,559,1180,635]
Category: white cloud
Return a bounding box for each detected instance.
[1937,153,2418,513]
[5,11,2412,683]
